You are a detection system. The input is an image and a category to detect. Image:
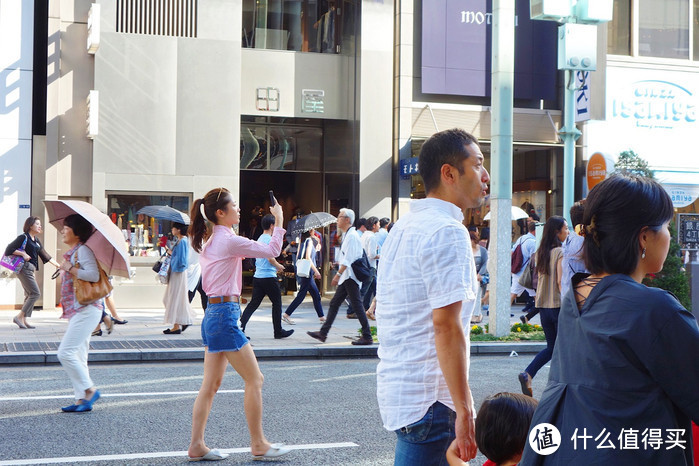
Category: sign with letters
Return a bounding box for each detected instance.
[575,70,591,122]
[678,214,699,250]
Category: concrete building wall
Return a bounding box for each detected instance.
[358,0,394,219]
[0,0,34,307]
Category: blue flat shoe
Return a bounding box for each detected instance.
[61,403,79,412]
[74,389,100,412]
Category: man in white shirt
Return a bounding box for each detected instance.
[376,128,489,464]
[308,208,373,345]
[359,216,380,310]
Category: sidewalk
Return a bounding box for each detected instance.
[0,294,544,365]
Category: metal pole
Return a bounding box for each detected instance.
[490,0,515,337]
[560,70,581,224]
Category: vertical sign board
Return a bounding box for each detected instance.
[678,214,699,251]
[575,70,591,122]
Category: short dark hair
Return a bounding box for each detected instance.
[261,214,276,230]
[570,199,585,227]
[527,220,536,233]
[379,217,390,228]
[357,217,367,229]
[23,216,40,234]
[582,173,673,275]
[476,392,538,465]
[63,214,94,243]
[173,222,188,235]
[418,128,479,194]
[366,216,379,229]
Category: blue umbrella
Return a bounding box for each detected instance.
[137,205,190,225]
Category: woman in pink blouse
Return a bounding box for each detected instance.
[186,187,290,462]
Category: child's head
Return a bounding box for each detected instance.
[476,392,538,465]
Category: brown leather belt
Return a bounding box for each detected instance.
[208,295,239,304]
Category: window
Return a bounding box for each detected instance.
[242,0,356,53]
[609,0,699,60]
[107,193,190,256]
[241,123,322,171]
[608,0,631,55]
[639,0,688,59]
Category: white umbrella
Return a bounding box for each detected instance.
[483,206,530,221]
[43,200,132,278]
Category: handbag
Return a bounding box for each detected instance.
[1,235,28,273]
[296,239,312,278]
[152,254,166,273]
[351,250,372,282]
[518,258,538,290]
[73,249,113,305]
[158,253,172,284]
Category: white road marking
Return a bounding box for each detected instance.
[311,372,376,383]
[0,389,243,401]
[0,442,359,465]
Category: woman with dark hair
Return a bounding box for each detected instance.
[282,230,325,324]
[5,216,60,328]
[56,214,104,412]
[520,174,699,465]
[162,222,194,334]
[518,215,568,397]
[469,230,488,324]
[186,188,290,462]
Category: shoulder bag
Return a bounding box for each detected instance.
[296,239,312,278]
[73,248,113,305]
[518,256,538,290]
[351,250,371,282]
[1,234,28,273]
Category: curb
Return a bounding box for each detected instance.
[0,342,545,365]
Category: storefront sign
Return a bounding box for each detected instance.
[575,70,591,122]
[302,89,325,113]
[421,0,557,99]
[611,80,696,130]
[400,158,419,179]
[664,185,699,208]
[584,67,699,186]
[678,214,699,250]
[586,152,611,190]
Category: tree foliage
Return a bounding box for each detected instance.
[615,150,655,178]
[643,222,692,310]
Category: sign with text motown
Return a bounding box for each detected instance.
[421,0,557,99]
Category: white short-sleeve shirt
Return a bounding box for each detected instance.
[375,198,479,431]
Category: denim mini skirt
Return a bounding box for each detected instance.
[201,301,249,353]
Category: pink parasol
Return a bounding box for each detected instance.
[42,200,132,278]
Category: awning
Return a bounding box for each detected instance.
[655,171,699,208]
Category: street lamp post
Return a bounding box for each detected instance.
[531,0,612,221]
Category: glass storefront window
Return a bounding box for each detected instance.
[608,0,631,55]
[242,0,355,53]
[639,0,689,59]
[107,193,190,256]
[241,123,322,171]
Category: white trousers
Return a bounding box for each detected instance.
[57,304,102,400]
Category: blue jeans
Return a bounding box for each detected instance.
[525,307,560,378]
[394,402,456,466]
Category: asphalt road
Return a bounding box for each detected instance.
[0,355,550,465]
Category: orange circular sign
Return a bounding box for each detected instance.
[586,153,608,190]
